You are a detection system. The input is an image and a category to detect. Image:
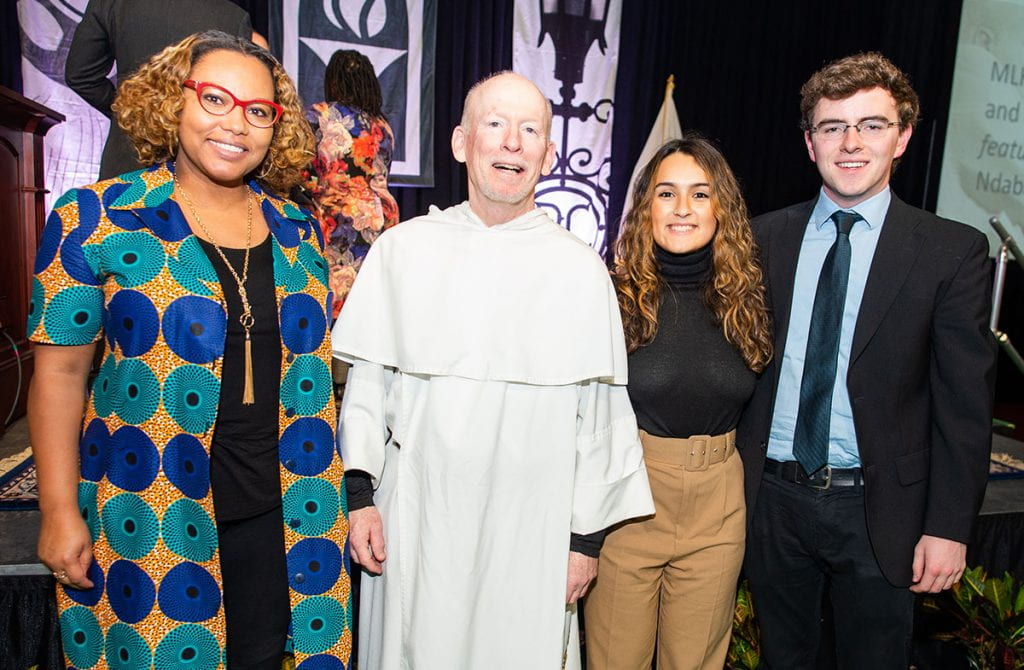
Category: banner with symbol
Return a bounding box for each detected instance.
[272,0,436,186]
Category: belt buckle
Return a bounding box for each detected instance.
[806,465,832,490]
[687,438,710,471]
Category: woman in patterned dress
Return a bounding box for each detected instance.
[302,49,399,319]
[28,31,351,669]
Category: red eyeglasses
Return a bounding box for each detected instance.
[183,80,283,128]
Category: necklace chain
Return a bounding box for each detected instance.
[174,174,257,404]
[174,175,254,326]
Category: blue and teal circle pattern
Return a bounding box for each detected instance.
[266,201,300,247]
[162,297,227,364]
[101,493,159,560]
[280,294,326,354]
[79,418,109,482]
[105,622,153,670]
[297,654,347,670]
[287,538,342,596]
[26,277,45,335]
[283,479,339,537]
[281,356,332,416]
[107,426,160,492]
[153,623,220,670]
[100,232,166,288]
[79,481,100,543]
[162,500,217,563]
[168,237,218,297]
[157,562,221,623]
[113,359,160,425]
[106,559,156,624]
[43,285,103,345]
[291,596,346,655]
[63,560,105,607]
[279,418,333,477]
[38,168,348,664]
[298,241,329,286]
[163,365,220,434]
[60,605,104,668]
[34,214,63,273]
[162,434,210,500]
[107,290,160,357]
[91,354,118,418]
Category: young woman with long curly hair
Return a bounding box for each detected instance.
[585,136,771,669]
[28,30,351,669]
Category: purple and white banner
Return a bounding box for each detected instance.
[18,0,107,212]
[273,0,436,186]
[513,0,622,257]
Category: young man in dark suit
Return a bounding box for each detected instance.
[738,52,997,668]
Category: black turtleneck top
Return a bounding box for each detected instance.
[626,243,756,438]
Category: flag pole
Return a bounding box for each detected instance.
[662,75,675,140]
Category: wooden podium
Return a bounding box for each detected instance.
[0,86,64,436]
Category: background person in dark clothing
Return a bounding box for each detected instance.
[65,0,253,179]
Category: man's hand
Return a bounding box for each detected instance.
[910,534,966,593]
[565,551,598,604]
[348,506,387,575]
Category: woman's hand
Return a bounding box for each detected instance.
[38,506,94,589]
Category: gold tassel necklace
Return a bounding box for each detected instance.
[174,176,257,404]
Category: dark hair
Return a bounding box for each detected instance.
[615,135,772,370]
[799,52,921,131]
[324,49,383,117]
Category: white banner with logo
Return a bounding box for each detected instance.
[513,0,622,257]
[273,0,436,186]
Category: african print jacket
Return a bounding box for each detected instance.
[28,162,351,669]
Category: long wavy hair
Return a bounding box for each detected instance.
[112,30,314,194]
[615,136,772,372]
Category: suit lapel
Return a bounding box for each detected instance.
[850,195,924,365]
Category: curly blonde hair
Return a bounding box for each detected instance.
[615,136,772,372]
[112,30,314,194]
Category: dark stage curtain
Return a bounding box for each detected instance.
[0,575,62,670]
[609,1,965,240]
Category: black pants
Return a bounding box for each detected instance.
[218,505,290,670]
[745,475,915,669]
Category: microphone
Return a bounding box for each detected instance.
[989,216,1024,270]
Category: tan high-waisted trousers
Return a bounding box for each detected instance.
[585,430,746,670]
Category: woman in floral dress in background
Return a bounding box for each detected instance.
[303,49,399,318]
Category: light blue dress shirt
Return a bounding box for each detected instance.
[766,187,891,468]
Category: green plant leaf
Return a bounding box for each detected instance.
[984,575,1013,617]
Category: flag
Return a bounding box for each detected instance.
[622,75,682,221]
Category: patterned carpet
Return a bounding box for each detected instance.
[0,447,37,510]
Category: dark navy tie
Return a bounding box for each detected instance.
[792,210,859,476]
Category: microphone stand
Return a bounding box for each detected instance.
[989,216,1024,376]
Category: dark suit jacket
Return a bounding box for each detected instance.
[65,0,252,179]
[737,193,997,586]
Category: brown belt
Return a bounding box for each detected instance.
[639,429,736,472]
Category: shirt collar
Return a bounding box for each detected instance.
[105,161,308,223]
[811,186,891,231]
